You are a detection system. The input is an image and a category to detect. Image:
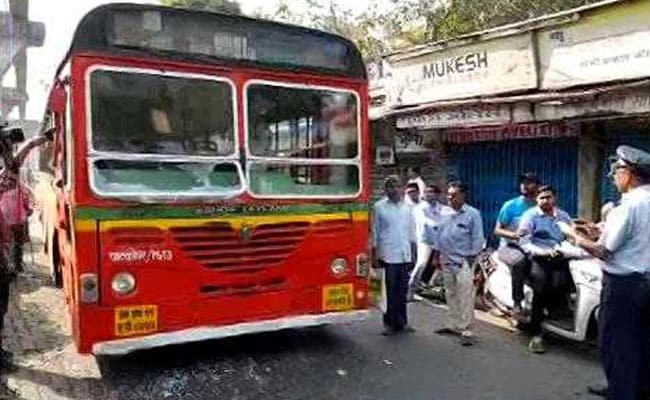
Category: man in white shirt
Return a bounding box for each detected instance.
[408,184,451,300]
[407,166,426,200]
[372,175,417,336]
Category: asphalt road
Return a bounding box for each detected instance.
[4,227,603,400]
[94,302,603,400]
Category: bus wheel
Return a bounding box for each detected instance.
[50,234,62,288]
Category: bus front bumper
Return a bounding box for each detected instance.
[92,310,371,356]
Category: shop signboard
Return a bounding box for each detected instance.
[535,89,650,120]
[539,1,650,89]
[396,104,511,130]
[385,33,537,107]
[394,130,429,153]
[440,122,579,144]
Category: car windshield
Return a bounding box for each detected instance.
[90,70,235,156]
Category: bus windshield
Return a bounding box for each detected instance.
[246,83,361,197]
[91,69,235,156]
[89,69,241,199]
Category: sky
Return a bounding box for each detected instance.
[0,0,380,121]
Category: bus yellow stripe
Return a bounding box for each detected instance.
[73,211,368,232]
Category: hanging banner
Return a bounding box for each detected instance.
[538,1,650,89]
[386,33,537,107]
[396,104,512,130]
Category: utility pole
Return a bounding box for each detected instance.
[0,0,45,122]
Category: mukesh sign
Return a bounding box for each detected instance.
[386,33,537,107]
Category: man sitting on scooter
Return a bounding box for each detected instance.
[517,185,572,354]
[494,172,539,319]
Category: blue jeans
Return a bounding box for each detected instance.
[380,260,411,331]
[599,272,650,400]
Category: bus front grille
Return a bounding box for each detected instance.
[170,222,311,270]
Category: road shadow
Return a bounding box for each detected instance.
[99,326,349,374]
[5,272,69,356]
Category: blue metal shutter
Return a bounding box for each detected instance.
[447,138,578,245]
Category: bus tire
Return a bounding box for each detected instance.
[50,233,62,288]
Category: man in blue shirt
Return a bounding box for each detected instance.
[430,181,484,346]
[372,175,417,336]
[494,172,539,318]
[517,185,572,353]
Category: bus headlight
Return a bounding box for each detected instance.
[112,272,136,296]
[330,258,348,276]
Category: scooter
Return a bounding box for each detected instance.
[479,241,604,342]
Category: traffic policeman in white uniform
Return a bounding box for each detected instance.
[568,145,650,400]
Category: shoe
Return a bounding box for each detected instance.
[528,335,545,354]
[435,327,460,336]
[381,328,397,336]
[586,383,607,397]
[0,384,20,399]
[512,304,525,321]
[0,358,17,373]
[460,332,476,346]
[0,349,14,360]
[402,326,416,334]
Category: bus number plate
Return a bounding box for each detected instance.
[323,284,354,311]
[115,305,158,337]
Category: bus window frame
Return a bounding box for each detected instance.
[243,79,363,200]
[84,65,245,201]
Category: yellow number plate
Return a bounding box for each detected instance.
[323,284,354,311]
[114,305,158,337]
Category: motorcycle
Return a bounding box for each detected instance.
[477,225,605,342]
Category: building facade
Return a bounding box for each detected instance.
[369,0,650,241]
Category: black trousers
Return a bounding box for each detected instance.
[381,260,411,331]
[498,244,529,304]
[599,272,650,400]
[529,256,570,335]
[0,280,8,349]
[0,251,10,350]
[510,252,530,305]
[9,223,27,271]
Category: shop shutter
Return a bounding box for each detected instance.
[447,138,578,246]
[601,120,650,204]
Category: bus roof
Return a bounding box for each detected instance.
[59,3,366,80]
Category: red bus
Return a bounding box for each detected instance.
[38,3,371,355]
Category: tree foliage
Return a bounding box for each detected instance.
[160,0,242,14]
[385,0,599,45]
[265,0,598,59]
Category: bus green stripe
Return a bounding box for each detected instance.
[75,202,370,220]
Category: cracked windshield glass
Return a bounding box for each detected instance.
[247,84,360,196]
[89,70,240,195]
